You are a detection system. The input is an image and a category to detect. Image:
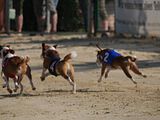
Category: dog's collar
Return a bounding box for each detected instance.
[48,59,60,76]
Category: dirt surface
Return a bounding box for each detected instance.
[0,33,160,120]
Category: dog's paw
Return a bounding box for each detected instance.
[133,81,137,85]
[32,87,36,90]
[2,84,6,88]
[7,89,13,94]
[142,75,147,78]
[98,79,102,83]
[105,74,108,79]
[13,89,18,92]
[40,76,45,81]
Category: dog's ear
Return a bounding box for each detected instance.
[9,49,15,54]
[96,44,102,51]
[53,45,58,49]
[96,50,100,54]
[6,45,10,48]
[42,43,45,47]
[0,45,3,51]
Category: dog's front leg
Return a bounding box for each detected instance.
[98,64,107,83]
[4,76,12,94]
[40,68,47,81]
[105,66,111,79]
[1,71,7,88]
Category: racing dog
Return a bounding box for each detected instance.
[96,45,147,84]
[41,43,77,93]
[0,45,36,94]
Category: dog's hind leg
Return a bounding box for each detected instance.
[68,67,76,94]
[26,65,36,90]
[40,68,47,81]
[61,70,76,94]
[13,76,19,92]
[120,65,137,84]
[130,62,147,78]
[19,82,23,94]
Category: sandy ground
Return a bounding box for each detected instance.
[0,33,160,120]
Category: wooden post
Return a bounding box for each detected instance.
[5,0,10,34]
[87,0,93,37]
[93,0,98,36]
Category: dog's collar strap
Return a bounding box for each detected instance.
[103,50,122,65]
[49,59,60,76]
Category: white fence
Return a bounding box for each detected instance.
[115,0,160,37]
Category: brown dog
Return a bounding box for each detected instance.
[41,43,77,93]
[96,45,147,84]
[0,45,36,94]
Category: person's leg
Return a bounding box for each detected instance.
[0,0,4,32]
[17,15,23,32]
[0,10,4,31]
[50,12,57,32]
[33,0,45,33]
[13,0,24,33]
[48,0,59,32]
[99,0,109,36]
[79,0,88,32]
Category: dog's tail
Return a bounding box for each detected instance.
[11,56,30,66]
[23,56,30,63]
[125,56,137,62]
[63,51,77,62]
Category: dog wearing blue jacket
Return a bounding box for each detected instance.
[96,45,147,84]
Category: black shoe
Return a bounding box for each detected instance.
[101,33,108,38]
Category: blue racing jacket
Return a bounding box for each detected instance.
[103,49,122,65]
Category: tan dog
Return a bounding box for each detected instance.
[0,45,36,94]
[96,45,147,84]
[41,43,77,93]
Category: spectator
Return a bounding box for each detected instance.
[79,0,109,37]
[99,0,109,37]
[47,0,59,32]
[13,0,24,33]
[32,0,45,33]
[78,0,88,32]
[0,0,5,32]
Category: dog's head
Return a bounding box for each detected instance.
[96,44,110,66]
[96,50,109,66]
[0,45,15,59]
[41,43,60,59]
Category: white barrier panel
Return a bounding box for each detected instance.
[115,0,160,36]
